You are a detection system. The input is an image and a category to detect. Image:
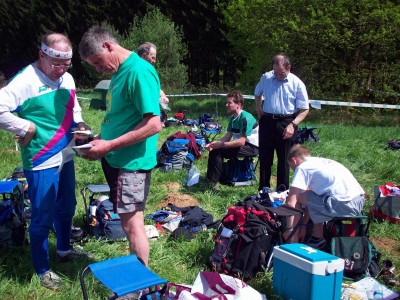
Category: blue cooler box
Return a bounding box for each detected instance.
[273,243,344,300]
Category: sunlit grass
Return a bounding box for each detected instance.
[0,94,399,298]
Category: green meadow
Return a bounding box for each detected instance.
[0,93,399,299]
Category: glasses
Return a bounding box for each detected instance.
[44,55,72,70]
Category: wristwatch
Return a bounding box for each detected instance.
[291,121,298,128]
[221,141,225,148]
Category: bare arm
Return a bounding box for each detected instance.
[205,132,233,151]
[84,114,161,159]
[292,108,309,126]
[283,186,305,242]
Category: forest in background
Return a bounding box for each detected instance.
[1,0,400,103]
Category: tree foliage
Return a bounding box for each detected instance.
[222,0,400,102]
[123,8,189,92]
[2,0,400,101]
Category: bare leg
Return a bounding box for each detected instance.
[120,211,149,266]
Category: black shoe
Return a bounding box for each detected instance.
[276,184,287,193]
[55,248,93,263]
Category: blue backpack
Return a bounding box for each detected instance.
[221,158,256,186]
[91,198,127,241]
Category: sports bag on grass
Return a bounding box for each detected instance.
[325,215,369,238]
[0,200,27,247]
[370,184,400,224]
[295,126,320,144]
[157,139,194,171]
[91,198,127,241]
[330,236,380,280]
[209,200,280,279]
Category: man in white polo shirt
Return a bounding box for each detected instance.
[284,144,365,249]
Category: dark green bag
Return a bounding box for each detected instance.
[330,236,380,280]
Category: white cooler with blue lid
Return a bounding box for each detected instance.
[273,243,344,300]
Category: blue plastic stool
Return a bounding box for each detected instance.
[80,254,167,300]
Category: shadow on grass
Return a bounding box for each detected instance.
[0,232,92,285]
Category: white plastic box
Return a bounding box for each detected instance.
[273,243,344,300]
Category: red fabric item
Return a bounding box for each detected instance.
[173,112,185,121]
[379,182,400,196]
[167,131,201,159]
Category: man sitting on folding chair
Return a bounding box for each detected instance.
[283,144,365,249]
[205,91,258,187]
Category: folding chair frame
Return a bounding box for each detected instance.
[80,184,110,236]
[264,205,305,272]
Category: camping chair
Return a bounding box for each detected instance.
[81,184,110,234]
[224,156,259,187]
[200,122,222,143]
[80,254,168,300]
[221,151,259,187]
[0,180,24,217]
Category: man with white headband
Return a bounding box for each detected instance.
[0,32,91,290]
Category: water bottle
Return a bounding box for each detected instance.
[190,224,207,233]
[368,281,383,300]
[210,226,233,262]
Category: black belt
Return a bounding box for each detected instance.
[135,169,152,174]
[263,113,295,120]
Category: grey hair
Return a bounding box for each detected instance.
[272,53,291,68]
[137,42,156,57]
[79,27,118,59]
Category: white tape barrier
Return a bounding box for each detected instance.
[166,93,400,110]
[78,93,400,110]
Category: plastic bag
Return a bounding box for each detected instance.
[168,271,267,300]
[187,166,200,187]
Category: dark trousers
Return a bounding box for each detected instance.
[258,115,296,191]
[206,144,258,182]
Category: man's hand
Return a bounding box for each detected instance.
[205,141,224,151]
[81,139,112,161]
[15,122,36,146]
[283,122,295,139]
[254,96,263,119]
[160,90,169,104]
[73,122,93,143]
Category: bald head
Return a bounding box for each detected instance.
[41,33,72,53]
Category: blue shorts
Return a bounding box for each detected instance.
[306,191,364,223]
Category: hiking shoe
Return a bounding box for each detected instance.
[306,236,326,250]
[208,181,221,190]
[276,184,287,193]
[380,259,400,286]
[55,248,93,263]
[40,271,62,290]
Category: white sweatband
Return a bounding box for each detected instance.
[41,43,72,59]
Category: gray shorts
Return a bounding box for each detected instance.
[102,159,151,214]
[306,191,364,224]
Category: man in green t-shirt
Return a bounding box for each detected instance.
[205,91,259,183]
[79,27,161,266]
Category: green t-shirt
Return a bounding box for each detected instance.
[227,110,258,147]
[101,53,160,170]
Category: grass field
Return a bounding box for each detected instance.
[0,93,399,299]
